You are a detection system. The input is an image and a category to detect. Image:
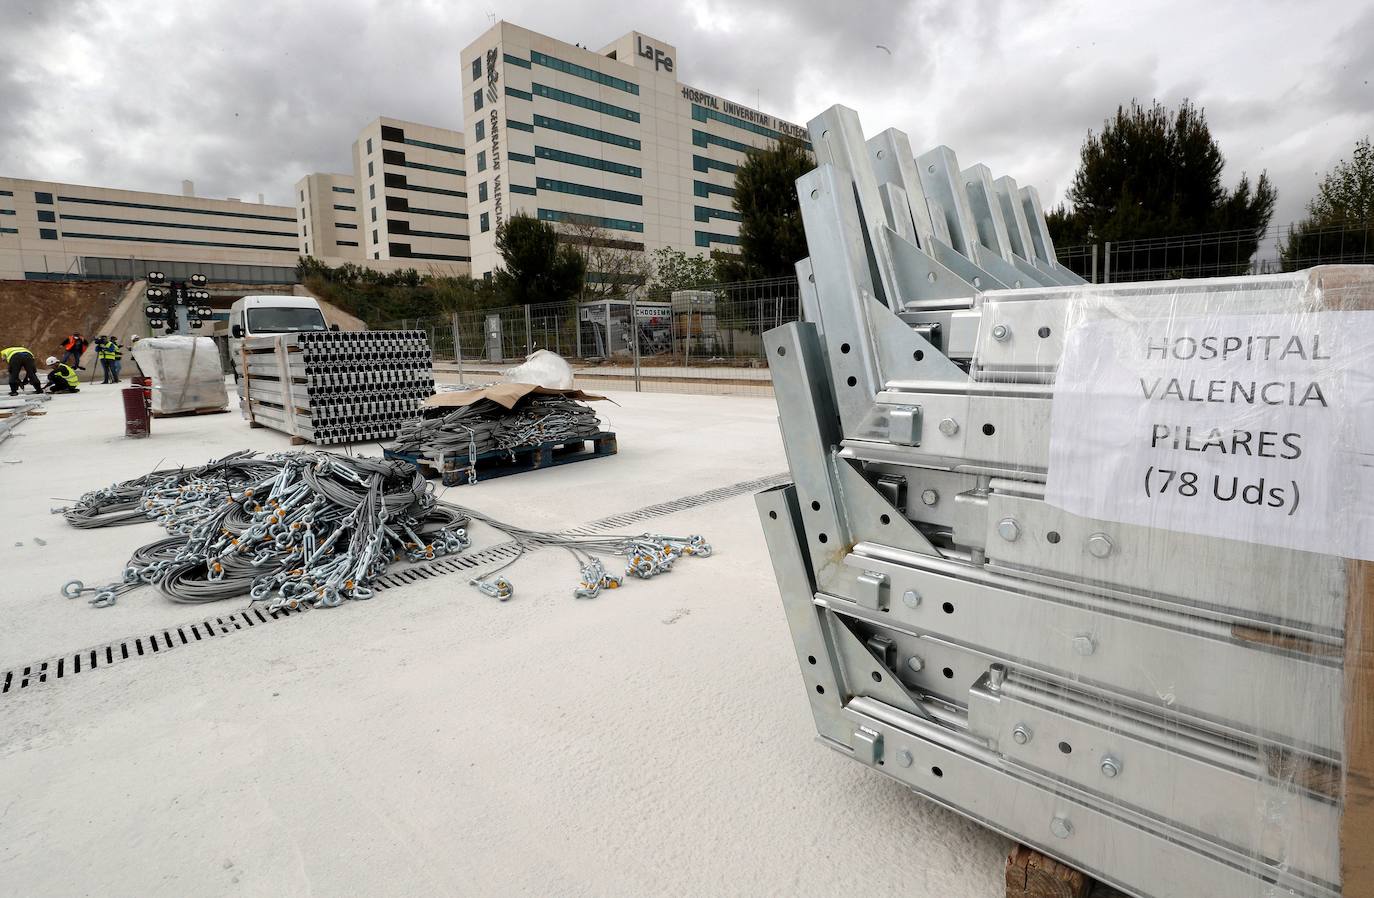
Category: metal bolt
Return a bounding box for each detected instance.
[1050,815,1074,839]
[1072,635,1096,656]
[997,517,1021,541]
[1100,755,1122,778]
[937,417,959,436]
[987,663,1006,691]
[897,749,913,768]
[907,655,925,673]
[991,323,1011,342]
[920,489,939,506]
[902,589,921,608]
[1087,532,1114,558]
[1012,724,1032,745]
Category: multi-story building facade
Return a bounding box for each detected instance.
[0,177,299,282]
[294,172,362,260]
[459,22,809,278]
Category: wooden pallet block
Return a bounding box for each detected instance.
[385,432,618,487]
[1006,846,1131,898]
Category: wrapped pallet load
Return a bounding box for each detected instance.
[130,336,228,417]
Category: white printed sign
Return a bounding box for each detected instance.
[1045,312,1374,560]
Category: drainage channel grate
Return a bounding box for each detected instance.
[1,471,790,698]
[1,604,311,697]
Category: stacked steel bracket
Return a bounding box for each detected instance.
[758,104,1364,898]
[239,331,434,444]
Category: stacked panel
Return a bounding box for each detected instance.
[758,104,1370,898]
[238,331,434,444]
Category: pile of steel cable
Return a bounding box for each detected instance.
[390,395,603,462]
[58,451,471,609]
[445,502,712,601]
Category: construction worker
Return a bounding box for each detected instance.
[4,346,43,396]
[45,356,80,394]
[97,335,123,384]
[60,332,88,369]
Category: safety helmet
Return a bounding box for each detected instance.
[46,356,58,365]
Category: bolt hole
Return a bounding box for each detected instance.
[942,667,954,679]
[880,514,890,525]
[807,655,817,665]
[1038,326,1052,338]
[810,188,819,199]
[810,500,821,511]
[1059,741,1073,754]
[982,423,996,436]
[1047,530,1061,544]
[871,671,882,682]
[776,346,786,357]
[817,533,828,544]
[913,350,924,361]
[808,274,815,283]
[846,376,857,387]
[931,766,944,777]
[768,510,777,520]
[816,684,825,694]
[840,342,851,354]
[941,601,954,614]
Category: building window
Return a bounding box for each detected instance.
[536,177,641,206]
[374,251,380,259]
[473,88,484,112]
[477,151,487,173]
[474,119,485,141]
[480,212,489,233]
[372,229,378,244]
[531,114,640,150]
[37,210,56,222]
[370,207,377,222]
[304,241,310,255]
[369,184,376,200]
[303,224,308,236]
[40,228,58,239]
[367,161,374,177]
[331,185,355,194]
[530,83,639,122]
[35,192,53,204]
[299,190,304,201]
[478,182,488,203]
[471,56,481,81]
[367,137,373,154]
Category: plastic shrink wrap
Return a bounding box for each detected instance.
[131,336,228,415]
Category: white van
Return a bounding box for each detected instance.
[228,295,336,374]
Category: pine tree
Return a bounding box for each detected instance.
[493,213,586,307]
[1281,137,1374,269]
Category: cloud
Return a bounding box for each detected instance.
[0,0,1369,237]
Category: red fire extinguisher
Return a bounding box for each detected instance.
[123,382,151,438]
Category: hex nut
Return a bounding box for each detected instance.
[902,589,921,608]
[920,489,939,506]
[991,324,1011,342]
[1050,815,1074,839]
[997,517,1021,542]
[1012,724,1032,745]
[1087,532,1114,558]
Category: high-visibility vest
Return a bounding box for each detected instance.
[98,341,122,361]
[63,336,79,352]
[54,364,78,387]
[2,346,33,362]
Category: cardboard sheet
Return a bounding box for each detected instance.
[422,383,610,410]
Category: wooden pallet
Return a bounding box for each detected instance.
[1006,846,1129,898]
[151,407,230,419]
[385,431,617,486]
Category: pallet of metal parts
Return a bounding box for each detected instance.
[0,394,50,445]
[237,330,435,445]
[386,432,618,486]
[757,103,1374,898]
[387,392,614,485]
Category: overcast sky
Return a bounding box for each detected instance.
[2,0,1371,234]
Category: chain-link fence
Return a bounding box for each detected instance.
[382,275,800,397]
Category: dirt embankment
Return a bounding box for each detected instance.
[0,280,128,357]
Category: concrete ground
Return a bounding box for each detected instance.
[0,379,1007,897]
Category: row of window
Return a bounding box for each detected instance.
[337,239,359,247]
[533,114,640,150]
[401,136,464,155]
[534,145,641,178]
[59,231,296,252]
[509,120,534,133]
[536,177,640,206]
[509,151,536,165]
[332,203,356,212]
[505,86,533,101]
[530,50,639,95]
[531,83,639,123]
[693,155,738,175]
[503,53,531,70]
[510,184,538,195]
[691,105,812,148]
[693,180,736,199]
[57,213,297,239]
[402,160,465,177]
[0,208,13,215]
[408,206,468,220]
[692,129,750,155]
[331,185,354,194]
[695,230,741,247]
[390,246,471,262]
[55,194,295,223]
[537,208,643,233]
[335,221,358,229]
[695,205,742,223]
